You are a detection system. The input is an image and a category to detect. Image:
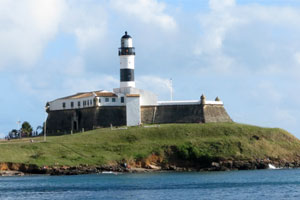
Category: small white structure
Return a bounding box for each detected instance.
[125,94,141,126]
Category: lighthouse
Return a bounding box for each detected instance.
[119,31,136,88]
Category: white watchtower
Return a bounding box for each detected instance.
[119,31,136,88]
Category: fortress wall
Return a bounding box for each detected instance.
[46,110,74,134]
[141,106,156,123]
[203,104,232,123]
[46,106,126,135]
[76,106,126,130]
[141,105,204,124]
[46,104,232,134]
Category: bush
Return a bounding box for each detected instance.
[176,143,213,163]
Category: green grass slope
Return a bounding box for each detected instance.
[0,123,299,167]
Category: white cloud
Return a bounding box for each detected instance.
[294,52,300,65]
[195,0,241,55]
[194,0,300,76]
[274,109,297,125]
[137,75,172,100]
[0,0,65,69]
[0,0,108,71]
[209,0,235,12]
[110,0,177,31]
[62,1,107,51]
[251,81,282,103]
[62,76,119,94]
[64,56,85,76]
[17,71,119,101]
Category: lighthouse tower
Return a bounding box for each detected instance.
[119,31,136,88]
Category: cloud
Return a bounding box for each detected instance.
[193,0,243,74]
[137,75,172,100]
[62,75,119,95]
[64,56,85,76]
[110,0,177,31]
[0,0,65,69]
[15,53,119,101]
[195,0,241,54]
[62,1,107,51]
[250,81,282,104]
[193,0,300,76]
[0,0,109,71]
[294,52,300,65]
[274,108,297,125]
[209,0,235,12]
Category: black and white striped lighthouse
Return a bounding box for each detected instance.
[119,31,136,88]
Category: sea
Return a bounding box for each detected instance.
[1,169,300,200]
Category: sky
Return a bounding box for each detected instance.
[1,0,300,138]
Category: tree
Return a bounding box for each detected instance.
[8,129,18,139]
[21,121,33,137]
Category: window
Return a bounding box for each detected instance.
[87,100,89,106]
[112,98,116,102]
[121,97,124,103]
[99,98,101,103]
[71,102,74,108]
[62,102,66,108]
[90,100,93,105]
[105,98,109,102]
[78,101,80,107]
[83,101,86,107]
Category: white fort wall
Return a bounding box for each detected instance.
[49,95,126,111]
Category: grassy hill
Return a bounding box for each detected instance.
[0,123,300,168]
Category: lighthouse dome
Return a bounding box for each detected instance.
[121,31,133,48]
[121,31,132,39]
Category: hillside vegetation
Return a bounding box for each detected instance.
[0,123,299,167]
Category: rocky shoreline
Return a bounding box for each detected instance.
[1,159,300,176]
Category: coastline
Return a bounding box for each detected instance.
[1,123,300,176]
[1,158,299,176]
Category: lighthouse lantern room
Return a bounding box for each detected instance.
[119,31,136,88]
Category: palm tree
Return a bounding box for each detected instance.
[21,121,33,137]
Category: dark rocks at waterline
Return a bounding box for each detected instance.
[45,161,300,175]
[161,159,300,172]
[48,165,131,176]
[0,170,24,176]
[1,159,300,176]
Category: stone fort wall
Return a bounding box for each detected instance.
[46,106,126,135]
[46,104,232,135]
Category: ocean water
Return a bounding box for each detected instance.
[1,169,300,199]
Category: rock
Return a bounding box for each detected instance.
[252,135,260,140]
[0,170,24,176]
[211,162,220,168]
[256,162,268,169]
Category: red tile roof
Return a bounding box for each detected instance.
[58,90,117,100]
